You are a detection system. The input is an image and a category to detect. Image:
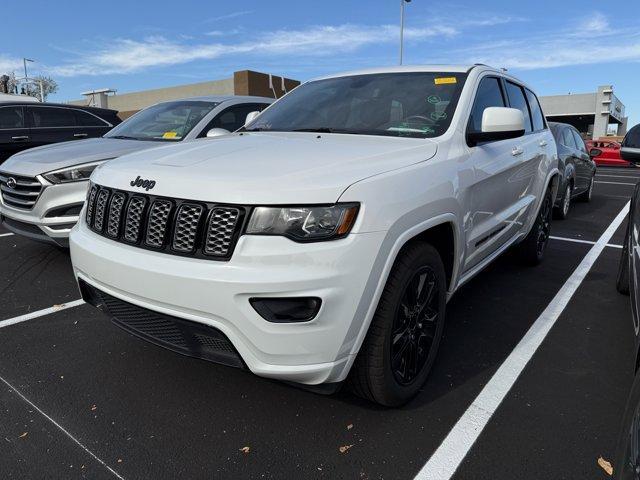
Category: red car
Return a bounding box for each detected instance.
[586,140,630,167]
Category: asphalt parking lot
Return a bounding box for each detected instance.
[1,167,638,480]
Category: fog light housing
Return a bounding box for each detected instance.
[250,297,321,323]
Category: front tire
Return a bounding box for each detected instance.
[347,242,446,407]
[519,187,553,266]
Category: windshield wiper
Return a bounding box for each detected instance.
[292,127,336,133]
[109,135,140,140]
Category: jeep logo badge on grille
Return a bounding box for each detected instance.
[130,176,156,191]
[6,177,17,189]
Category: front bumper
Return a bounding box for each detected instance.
[0,180,88,246]
[70,220,386,385]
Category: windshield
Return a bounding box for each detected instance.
[105,101,218,141]
[246,72,467,138]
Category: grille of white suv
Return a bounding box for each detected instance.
[0,173,43,210]
[85,184,245,260]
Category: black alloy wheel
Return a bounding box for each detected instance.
[391,266,440,385]
[536,193,552,258]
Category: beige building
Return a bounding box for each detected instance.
[69,70,300,119]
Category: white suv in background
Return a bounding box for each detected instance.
[0,95,273,246]
[70,65,558,406]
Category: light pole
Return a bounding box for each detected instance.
[23,58,34,80]
[399,0,411,65]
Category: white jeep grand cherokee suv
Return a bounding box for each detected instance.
[70,65,558,406]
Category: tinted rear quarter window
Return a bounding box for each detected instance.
[0,106,24,129]
[29,107,77,127]
[468,77,505,132]
[571,129,586,152]
[561,128,577,149]
[75,110,108,127]
[505,81,532,133]
[525,89,545,131]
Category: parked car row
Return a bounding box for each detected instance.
[0,95,272,246]
[0,64,629,408]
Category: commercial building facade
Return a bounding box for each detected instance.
[70,70,300,119]
[539,85,627,140]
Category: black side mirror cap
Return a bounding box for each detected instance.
[467,129,525,147]
[621,147,640,164]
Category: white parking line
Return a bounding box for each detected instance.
[596,181,637,186]
[415,202,630,480]
[0,300,84,329]
[550,235,623,249]
[0,375,125,479]
[597,174,640,179]
[0,232,14,237]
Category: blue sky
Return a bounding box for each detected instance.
[2,0,639,126]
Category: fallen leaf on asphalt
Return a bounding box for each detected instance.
[90,405,97,411]
[347,424,354,430]
[18,432,28,439]
[598,457,613,476]
[117,459,123,463]
[239,446,250,454]
[339,444,354,454]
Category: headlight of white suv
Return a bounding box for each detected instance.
[43,160,110,184]
[246,204,359,242]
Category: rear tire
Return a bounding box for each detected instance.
[518,186,553,266]
[553,183,571,220]
[577,174,594,202]
[347,242,446,407]
[617,222,631,295]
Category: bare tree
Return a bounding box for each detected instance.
[0,72,59,101]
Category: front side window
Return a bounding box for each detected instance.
[201,103,269,136]
[468,77,505,133]
[105,101,218,141]
[0,106,24,129]
[505,82,532,133]
[29,107,76,127]
[525,89,545,131]
[246,72,468,138]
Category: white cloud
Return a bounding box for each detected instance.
[204,10,253,23]
[0,55,24,74]
[47,22,460,76]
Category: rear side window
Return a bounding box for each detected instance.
[571,129,586,153]
[75,110,108,127]
[561,128,577,149]
[505,81,532,133]
[29,107,76,127]
[0,106,24,129]
[525,89,545,131]
[468,77,505,133]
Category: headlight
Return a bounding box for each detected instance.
[246,204,359,242]
[42,160,110,184]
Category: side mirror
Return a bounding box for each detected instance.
[206,128,230,138]
[589,148,602,158]
[467,107,525,146]
[245,111,260,125]
[621,147,640,164]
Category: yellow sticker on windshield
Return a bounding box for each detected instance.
[434,77,457,85]
[162,131,178,139]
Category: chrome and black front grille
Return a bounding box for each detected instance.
[0,172,43,210]
[85,184,245,260]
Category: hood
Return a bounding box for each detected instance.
[93,132,438,204]
[0,138,164,177]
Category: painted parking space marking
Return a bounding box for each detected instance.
[0,300,84,328]
[0,375,125,479]
[414,202,629,480]
[596,174,640,179]
[0,232,14,238]
[549,235,623,249]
